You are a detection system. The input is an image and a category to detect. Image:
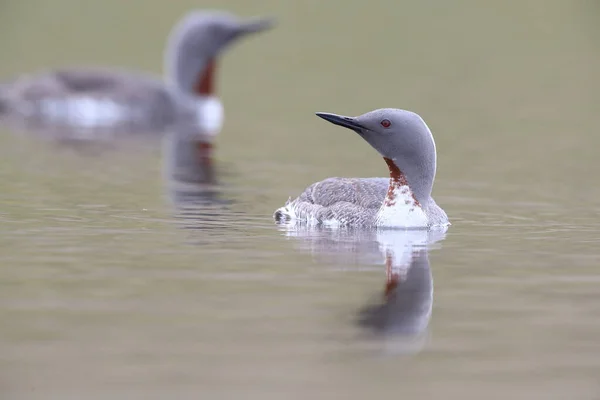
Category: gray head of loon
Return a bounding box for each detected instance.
[315,108,438,204]
[164,10,275,96]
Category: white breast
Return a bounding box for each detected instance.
[194,96,223,137]
[375,184,428,228]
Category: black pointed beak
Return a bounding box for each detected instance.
[315,112,366,131]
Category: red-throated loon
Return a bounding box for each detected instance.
[274,108,449,229]
[0,10,274,168]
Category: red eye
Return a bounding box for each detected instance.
[380,119,391,128]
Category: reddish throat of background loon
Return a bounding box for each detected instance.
[193,58,216,95]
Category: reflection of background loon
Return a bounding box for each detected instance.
[162,125,238,230]
[162,124,217,185]
[280,225,447,354]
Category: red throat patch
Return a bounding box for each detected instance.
[382,157,420,207]
[193,58,216,95]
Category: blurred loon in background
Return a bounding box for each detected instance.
[0,10,275,169]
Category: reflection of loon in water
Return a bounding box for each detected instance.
[280,225,447,355]
[162,125,219,186]
[357,247,432,336]
[163,181,239,233]
[161,124,237,230]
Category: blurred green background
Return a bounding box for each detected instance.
[1,0,598,197]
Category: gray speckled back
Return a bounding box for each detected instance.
[283,178,387,226]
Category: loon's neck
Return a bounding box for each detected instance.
[375,158,428,228]
[194,58,216,96]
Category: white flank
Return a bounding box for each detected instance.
[39,96,128,127]
[273,197,297,223]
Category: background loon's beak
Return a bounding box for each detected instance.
[315,112,366,132]
[236,17,276,36]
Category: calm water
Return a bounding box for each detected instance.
[1,1,600,399]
